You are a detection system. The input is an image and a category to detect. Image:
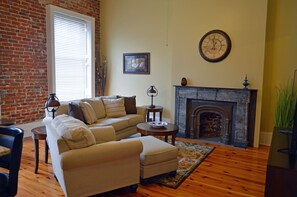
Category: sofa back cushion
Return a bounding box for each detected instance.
[68,102,86,123]
[79,101,97,124]
[102,98,126,118]
[117,95,137,114]
[52,114,96,149]
[82,98,106,119]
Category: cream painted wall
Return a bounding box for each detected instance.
[100,0,173,120]
[261,0,297,144]
[101,0,268,147]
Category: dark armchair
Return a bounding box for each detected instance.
[0,127,24,197]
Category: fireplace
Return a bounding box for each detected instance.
[186,100,234,144]
[174,86,257,147]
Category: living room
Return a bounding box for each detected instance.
[0,0,296,196]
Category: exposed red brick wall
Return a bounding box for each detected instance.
[0,0,100,124]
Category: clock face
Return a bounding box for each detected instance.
[199,30,231,63]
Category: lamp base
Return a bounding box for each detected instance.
[149,105,155,108]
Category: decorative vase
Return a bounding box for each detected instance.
[181,77,187,86]
[242,75,250,89]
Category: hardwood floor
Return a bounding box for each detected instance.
[15,137,269,197]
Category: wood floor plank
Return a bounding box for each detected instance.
[11,137,269,197]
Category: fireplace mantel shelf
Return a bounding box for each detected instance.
[174,86,257,148]
[174,85,257,92]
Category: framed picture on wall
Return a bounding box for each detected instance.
[123,53,150,74]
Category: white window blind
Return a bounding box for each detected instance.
[53,13,91,101]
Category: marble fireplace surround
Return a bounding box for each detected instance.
[174,86,257,148]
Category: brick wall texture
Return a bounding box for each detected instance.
[0,0,100,124]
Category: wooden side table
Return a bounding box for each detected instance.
[0,118,16,126]
[136,122,178,145]
[144,105,163,122]
[31,126,48,174]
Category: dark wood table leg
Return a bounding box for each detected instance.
[34,138,39,174]
[146,112,150,122]
[171,134,176,146]
[160,111,162,121]
[45,141,49,164]
[153,112,156,121]
[164,135,168,143]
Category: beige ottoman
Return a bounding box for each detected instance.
[138,136,178,180]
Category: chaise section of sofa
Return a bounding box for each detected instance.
[43,114,143,197]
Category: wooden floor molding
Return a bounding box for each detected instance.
[14,137,269,197]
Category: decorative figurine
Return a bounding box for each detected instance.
[242,75,250,89]
[181,77,187,86]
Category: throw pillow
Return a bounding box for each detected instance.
[102,98,126,118]
[79,101,97,124]
[117,95,137,114]
[82,98,106,119]
[68,102,86,123]
[52,114,96,149]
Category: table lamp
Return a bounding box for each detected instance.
[45,93,60,119]
[147,85,158,108]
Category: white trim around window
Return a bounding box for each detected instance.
[46,5,95,100]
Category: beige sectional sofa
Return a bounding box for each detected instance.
[43,96,147,197]
[46,96,146,140]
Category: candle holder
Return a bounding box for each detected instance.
[242,75,250,89]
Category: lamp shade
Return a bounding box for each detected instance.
[147,85,158,108]
[147,85,158,97]
[45,93,60,118]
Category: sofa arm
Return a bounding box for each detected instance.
[137,106,147,121]
[60,138,143,170]
[89,126,116,144]
[43,117,70,154]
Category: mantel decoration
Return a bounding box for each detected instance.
[181,77,187,86]
[147,85,158,108]
[198,29,232,63]
[45,93,60,119]
[242,74,250,89]
[123,53,150,74]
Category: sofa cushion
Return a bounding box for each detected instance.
[102,98,126,118]
[117,96,137,114]
[120,114,144,127]
[82,98,106,119]
[91,118,129,131]
[52,114,96,149]
[68,102,86,123]
[80,101,97,124]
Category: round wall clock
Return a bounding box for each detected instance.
[198,30,232,63]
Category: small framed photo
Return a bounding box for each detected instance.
[123,53,150,74]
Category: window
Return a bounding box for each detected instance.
[47,5,95,101]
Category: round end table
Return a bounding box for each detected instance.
[0,118,16,126]
[144,105,163,122]
[31,126,48,174]
[136,122,178,145]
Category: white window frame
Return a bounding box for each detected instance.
[46,5,95,100]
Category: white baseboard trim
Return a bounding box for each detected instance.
[259,131,273,146]
[15,120,43,138]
